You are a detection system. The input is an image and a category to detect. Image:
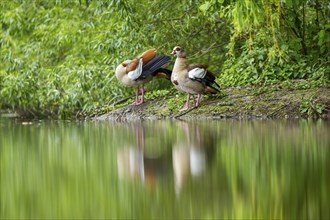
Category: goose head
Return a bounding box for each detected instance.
[171,46,186,58]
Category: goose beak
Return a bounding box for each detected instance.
[171,50,176,56]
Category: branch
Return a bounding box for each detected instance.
[267,103,290,118]
[173,107,196,119]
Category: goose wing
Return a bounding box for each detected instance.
[137,55,171,80]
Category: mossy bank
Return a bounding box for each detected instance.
[96,82,330,121]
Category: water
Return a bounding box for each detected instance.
[1,118,329,219]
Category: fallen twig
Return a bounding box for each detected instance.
[229,94,255,99]
[267,103,290,118]
[173,107,196,119]
[112,96,134,106]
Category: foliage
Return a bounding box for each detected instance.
[0,0,329,118]
[300,96,326,118]
[200,0,330,86]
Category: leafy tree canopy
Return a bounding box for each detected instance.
[0,0,329,118]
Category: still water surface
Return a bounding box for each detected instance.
[1,118,329,219]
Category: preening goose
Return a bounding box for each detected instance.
[171,46,220,111]
[115,48,171,105]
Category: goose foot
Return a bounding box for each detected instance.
[179,106,189,112]
[179,94,191,111]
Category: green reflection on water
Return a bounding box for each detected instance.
[1,118,329,219]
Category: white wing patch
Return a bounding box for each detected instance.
[188,68,207,79]
[128,58,143,80]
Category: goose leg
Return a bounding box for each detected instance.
[194,94,202,108]
[179,94,191,111]
[132,87,140,105]
[136,86,145,105]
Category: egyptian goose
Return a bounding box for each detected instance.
[171,46,220,111]
[115,48,171,105]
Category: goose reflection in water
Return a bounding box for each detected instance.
[116,123,172,189]
[116,122,216,193]
[117,124,145,181]
[172,122,216,195]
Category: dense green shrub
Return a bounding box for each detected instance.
[201,0,330,86]
[219,32,330,86]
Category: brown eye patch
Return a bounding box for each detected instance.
[175,47,181,51]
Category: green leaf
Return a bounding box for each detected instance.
[199,2,211,13]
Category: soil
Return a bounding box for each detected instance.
[96,84,330,121]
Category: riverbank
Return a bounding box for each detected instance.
[1,81,329,121]
[96,82,330,121]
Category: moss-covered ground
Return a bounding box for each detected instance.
[96,80,330,121]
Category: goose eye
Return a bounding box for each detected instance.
[175,47,181,51]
